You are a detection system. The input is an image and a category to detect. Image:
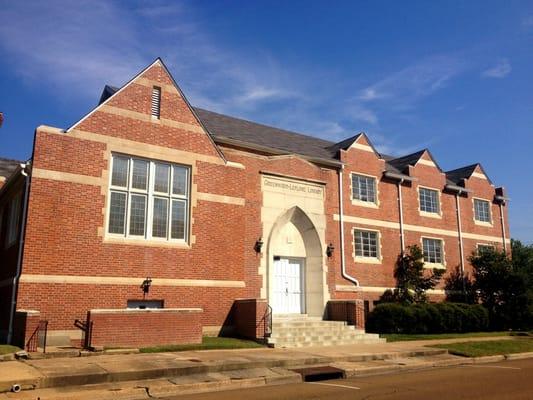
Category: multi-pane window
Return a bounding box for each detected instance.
[354,229,379,258]
[474,199,491,223]
[108,154,189,241]
[419,187,440,214]
[422,238,443,264]
[352,174,377,203]
[477,244,494,255]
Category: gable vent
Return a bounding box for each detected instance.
[151,86,161,119]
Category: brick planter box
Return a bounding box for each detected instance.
[232,299,269,340]
[87,308,203,348]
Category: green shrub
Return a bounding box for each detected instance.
[366,302,489,334]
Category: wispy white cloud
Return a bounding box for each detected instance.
[482,59,512,78]
[0,0,461,159]
[0,0,144,98]
[355,55,467,110]
[522,15,533,30]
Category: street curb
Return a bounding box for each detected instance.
[3,351,533,399]
[0,348,445,393]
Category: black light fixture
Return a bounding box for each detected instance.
[326,243,335,258]
[140,277,152,298]
[254,238,264,253]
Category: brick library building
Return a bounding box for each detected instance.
[0,59,510,349]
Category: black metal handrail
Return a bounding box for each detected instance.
[74,319,93,349]
[26,320,48,353]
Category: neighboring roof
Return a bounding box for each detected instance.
[193,108,338,162]
[0,157,22,179]
[98,85,119,105]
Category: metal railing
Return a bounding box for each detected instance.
[74,319,93,349]
[26,320,48,353]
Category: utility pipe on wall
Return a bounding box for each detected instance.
[7,164,30,344]
[494,194,509,253]
[455,193,465,276]
[383,171,414,256]
[499,203,507,253]
[397,180,405,254]
[338,167,359,287]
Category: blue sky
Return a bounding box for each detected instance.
[0,1,532,242]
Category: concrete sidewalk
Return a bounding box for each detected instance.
[0,336,524,398]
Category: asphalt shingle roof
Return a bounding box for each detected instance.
[445,164,478,185]
[193,107,339,162]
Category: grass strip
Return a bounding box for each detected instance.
[0,345,21,355]
[139,336,265,353]
[383,331,511,342]
[430,338,533,357]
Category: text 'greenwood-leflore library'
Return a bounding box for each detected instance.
[0,59,510,349]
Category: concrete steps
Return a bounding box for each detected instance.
[267,315,384,348]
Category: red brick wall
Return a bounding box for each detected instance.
[326,300,365,329]
[87,308,202,348]
[232,299,268,340]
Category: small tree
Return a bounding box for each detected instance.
[380,245,444,304]
[444,266,477,304]
[470,248,529,330]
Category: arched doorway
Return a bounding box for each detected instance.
[267,206,325,317]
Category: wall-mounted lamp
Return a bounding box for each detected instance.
[326,243,335,258]
[254,238,264,253]
[141,277,152,298]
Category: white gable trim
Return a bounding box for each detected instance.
[471,171,487,180]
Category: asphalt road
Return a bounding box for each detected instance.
[165,359,533,400]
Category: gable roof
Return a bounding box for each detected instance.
[0,157,22,179]
[446,163,493,185]
[326,133,363,154]
[387,150,426,173]
[87,58,493,176]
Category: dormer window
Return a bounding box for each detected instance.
[351,174,377,204]
[151,86,161,119]
[474,198,491,223]
[419,187,440,214]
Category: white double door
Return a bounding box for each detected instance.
[272,257,305,314]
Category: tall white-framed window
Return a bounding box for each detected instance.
[6,193,21,248]
[422,237,444,266]
[419,187,440,214]
[351,173,377,204]
[354,228,381,263]
[107,154,190,242]
[473,198,491,223]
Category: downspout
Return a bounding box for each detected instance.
[499,203,507,253]
[397,180,405,254]
[455,193,465,276]
[494,194,509,254]
[339,167,359,286]
[7,164,30,344]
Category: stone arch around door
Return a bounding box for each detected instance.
[267,206,325,317]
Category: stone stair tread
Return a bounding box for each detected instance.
[268,315,382,348]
